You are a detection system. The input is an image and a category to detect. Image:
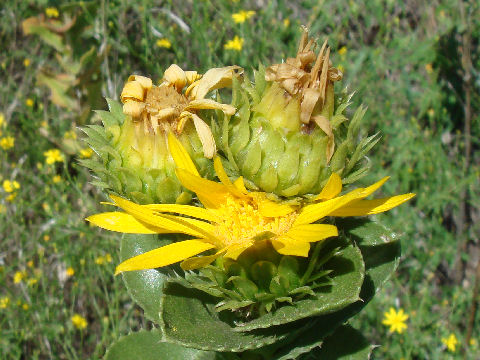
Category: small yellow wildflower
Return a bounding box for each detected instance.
[79,148,93,159]
[6,193,17,202]
[27,260,34,268]
[337,64,345,73]
[470,338,477,348]
[66,267,75,277]
[13,270,27,284]
[26,98,34,107]
[231,10,256,24]
[23,58,31,67]
[41,120,48,128]
[53,175,62,183]
[156,38,171,48]
[442,334,459,352]
[0,113,4,127]
[3,180,20,193]
[0,136,15,150]
[428,108,435,117]
[95,256,105,265]
[0,297,10,309]
[104,253,112,263]
[71,314,88,330]
[382,307,409,334]
[283,18,290,27]
[63,130,77,140]
[338,46,347,56]
[425,63,433,73]
[44,149,64,165]
[45,7,59,18]
[22,303,30,310]
[43,234,50,242]
[224,36,244,51]
[27,278,38,286]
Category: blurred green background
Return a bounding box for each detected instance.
[0,0,478,358]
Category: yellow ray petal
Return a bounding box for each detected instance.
[315,172,342,200]
[233,177,248,193]
[127,75,152,90]
[295,188,364,225]
[224,241,254,260]
[271,238,311,257]
[286,224,338,242]
[252,193,297,217]
[329,193,415,217]
[175,168,229,209]
[86,212,163,234]
[145,203,216,222]
[161,214,218,244]
[189,113,217,159]
[110,195,206,238]
[180,249,226,271]
[163,64,187,91]
[115,240,215,274]
[360,177,389,197]
[213,157,246,198]
[167,132,199,176]
[121,80,145,102]
[123,100,145,117]
[185,98,236,115]
[189,66,242,100]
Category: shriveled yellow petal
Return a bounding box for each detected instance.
[86,212,162,234]
[115,240,215,274]
[295,188,364,225]
[163,64,187,91]
[271,238,311,257]
[313,115,335,163]
[224,241,254,260]
[185,71,201,85]
[189,113,217,159]
[315,172,342,200]
[145,203,216,222]
[175,168,229,209]
[185,98,236,115]
[189,66,242,100]
[233,177,248,194]
[180,249,226,271]
[121,80,145,102]
[329,193,415,217]
[127,75,152,90]
[123,100,145,117]
[110,195,206,238]
[300,88,321,123]
[285,224,338,242]
[167,132,199,176]
[213,157,246,198]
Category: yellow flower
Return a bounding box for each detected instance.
[442,334,459,352]
[66,267,75,277]
[156,38,172,48]
[44,149,64,164]
[231,10,256,24]
[104,253,112,263]
[338,46,347,56]
[425,63,433,73]
[224,36,244,51]
[88,134,414,274]
[79,148,93,159]
[95,256,105,265]
[13,270,27,284]
[23,58,31,67]
[26,98,34,107]
[71,314,88,330]
[120,65,240,158]
[0,296,10,308]
[45,7,59,18]
[63,130,77,140]
[53,175,62,183]
[22,303,29,310]
[0,113,4,127]
[382,307,409,334]
[283,18,290,27]
[43,234,50,242]
[3,180,20,193]
[0,136,14,150]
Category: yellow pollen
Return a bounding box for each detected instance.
[213,196,297,247]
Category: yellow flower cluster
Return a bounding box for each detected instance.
[13,270,27,284]
[442,333,459,352]
[44,149,64,165]
[0,296,10,309]
[95,253,113,265]
[79,148,93,159]
[231,10,255,24]
[3,180,20,201]
[224,36,244,51]
[45,7,59,18]
[71,314,88,330]
[156,38,171,48]
[0,136,14,150]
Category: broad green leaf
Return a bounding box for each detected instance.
[120,234,175,323]
[159,282,309,352]
[104,330,216,360]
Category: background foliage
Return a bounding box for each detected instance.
[0,0,478,358]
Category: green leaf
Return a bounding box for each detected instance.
[159,282,308,352]
[234,241,364,332]
[105,330,216,360]
[307,325,373,360]
[120,234,175,323]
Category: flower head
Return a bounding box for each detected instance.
[224,36,244,51]
[120,65,241,158]
[71,314,88,330]
[3,180,20,193]
[45,7,59,18]
[442,333,459,352]
[382,307,409,334]
[156,38,171,48]
[0,136,15,150]
[232,10,255,24]
[43,149,64,164]
[88,133,414,274]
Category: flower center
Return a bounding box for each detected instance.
[145,85,189,119]
[213,195,297,247]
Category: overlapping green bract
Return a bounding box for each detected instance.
[80,99,214,204]
[212,67,378,199]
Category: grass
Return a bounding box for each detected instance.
[1,0,479,359]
